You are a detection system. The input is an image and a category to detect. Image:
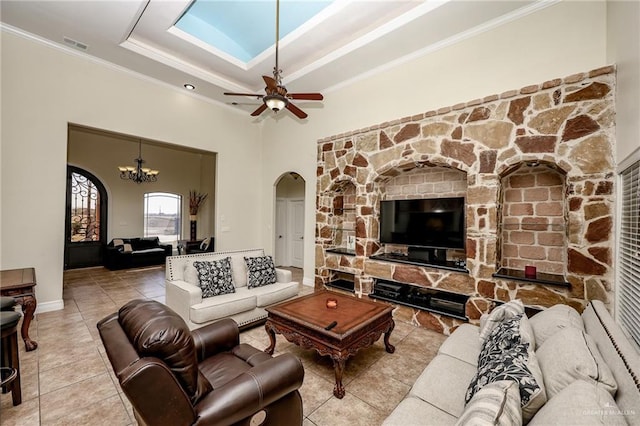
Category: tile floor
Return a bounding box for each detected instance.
[0,265,446,425]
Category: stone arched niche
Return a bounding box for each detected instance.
[498,161,567,275]
[317,179,358,251]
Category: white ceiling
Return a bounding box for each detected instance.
[0,0,548,117]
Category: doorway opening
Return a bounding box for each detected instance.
[275,172,305,269]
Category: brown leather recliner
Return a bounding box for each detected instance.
[97,299,304,426]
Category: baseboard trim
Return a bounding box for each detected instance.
[36,299,64,314]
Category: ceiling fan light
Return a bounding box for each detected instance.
[264,94,287,112]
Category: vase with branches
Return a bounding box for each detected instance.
[189,190,207,240]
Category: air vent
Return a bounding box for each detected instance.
[63,36,88,51]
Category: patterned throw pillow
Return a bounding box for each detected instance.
[479,314,536,365]
[466,341,541,409]
[193,258,235,298]
[478,315,525,365]
[244,256,277,289]
[468,313,547,423]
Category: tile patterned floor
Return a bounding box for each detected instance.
[0,266,446,425]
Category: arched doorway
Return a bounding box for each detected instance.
[274,172,305,268]
[64,166,108,269]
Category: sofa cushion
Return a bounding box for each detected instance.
[528,380,627,426]
[244,255,277,289]
[382,396,457,426]
[410,354,478,418]
[132,248,165,255]
[193,258,235,298]
[112,238,124,247]
[190,289,257,324]
[230,249,264,288]
[123,243,133,253]
[437,323,481,366]
[183,263,200,286]
[135,237,160,250]
[536,326,618,399]
[456,380,522,426]
[529,304,584,349]
[251,281,299,307]
[479,299,525,343]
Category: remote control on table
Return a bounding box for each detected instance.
[325,321,338,330]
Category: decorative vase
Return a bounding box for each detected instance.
[189,215,197,241]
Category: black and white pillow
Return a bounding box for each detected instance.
[468,313,546,423]
[193,258,235,297]
[478,313,535,365]
[244,256,277,289]
[466,340,540,408]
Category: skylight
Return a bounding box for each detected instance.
[175,0,333,63]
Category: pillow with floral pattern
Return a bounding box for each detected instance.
[244,256,277,289]
[193,258,235,297]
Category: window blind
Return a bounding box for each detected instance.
[619,160,640,347]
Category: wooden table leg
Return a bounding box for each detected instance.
[17,295,37,351]
[264,321,276,355]
[331,356,347,399]
[383,319,395,354]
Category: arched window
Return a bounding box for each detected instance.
[144,192,182,247]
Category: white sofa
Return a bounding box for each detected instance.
[384,300,640,425]
[165,248,299,330]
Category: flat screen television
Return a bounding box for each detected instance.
[379,197,465,250]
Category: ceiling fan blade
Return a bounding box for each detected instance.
[288,93,324,101]
[224,92,264,98]
[250,103,268,117]
[263,76,278,91]
[286,102,307,119]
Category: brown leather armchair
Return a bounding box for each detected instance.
[97,299,304,426]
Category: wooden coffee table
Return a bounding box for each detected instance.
[265,290,395,398]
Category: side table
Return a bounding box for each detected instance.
[0,268,38,351]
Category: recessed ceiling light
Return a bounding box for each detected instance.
[184,84,195,90]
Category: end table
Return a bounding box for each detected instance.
[0,268,38,351]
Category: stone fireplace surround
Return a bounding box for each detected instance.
[315,66,616,334]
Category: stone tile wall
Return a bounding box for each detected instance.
[316,66,616,334]
[500,166,566,274]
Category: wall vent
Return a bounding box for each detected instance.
[63,36,88,51]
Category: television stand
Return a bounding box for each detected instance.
[369,253,468,273]
[408,247,447,264]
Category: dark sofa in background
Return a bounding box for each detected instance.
[104,237,172,270]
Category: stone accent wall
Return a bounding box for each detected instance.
[316,66,616,334]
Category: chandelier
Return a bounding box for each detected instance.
[117,139,159,184]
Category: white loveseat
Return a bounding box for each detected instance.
[384,300,640,426]
[165,248,299,330]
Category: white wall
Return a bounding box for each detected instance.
[1,31,262,310]
[607,0,640,168]
[260,0,610,285]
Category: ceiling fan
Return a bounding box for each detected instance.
[223,0,324,119]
